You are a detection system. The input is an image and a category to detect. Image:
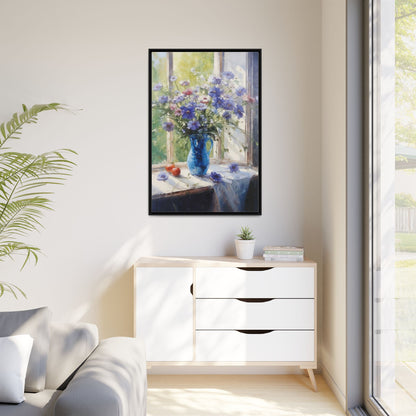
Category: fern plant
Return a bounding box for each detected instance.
[0,103,76,298]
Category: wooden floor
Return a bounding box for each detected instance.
[147,374,345,416]
[386,362,416,415]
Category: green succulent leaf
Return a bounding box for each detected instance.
[237,226,255,240]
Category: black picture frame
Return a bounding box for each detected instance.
[149,48,261,215]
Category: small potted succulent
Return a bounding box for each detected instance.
[235,226,256,260]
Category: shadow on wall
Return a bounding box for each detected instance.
[75,226,153,339]
[79,264,135,340]
[97,268,134,339]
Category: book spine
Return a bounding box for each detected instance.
[263,250,304,255]
[263,255,304,262]
[263,246,304,252]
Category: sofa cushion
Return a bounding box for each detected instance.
[45,322,99,390]
[0,307,51,393]
[54,337,147,416]
[0,390,61,416]
[0,335,33,403]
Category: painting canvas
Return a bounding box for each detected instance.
[149,49,261,215]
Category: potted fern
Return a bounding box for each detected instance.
[235,226,256,260]
[0,103,76,299]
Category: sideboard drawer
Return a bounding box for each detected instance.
[195,266,314,298]
[196,298,314,330]
[195,330,314,362]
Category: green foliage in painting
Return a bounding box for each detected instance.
[172,52,214,162]
[152,108,167,164]
[0,104,76,299]
[152,52,168,85]
[174,52,214,84]
[151,52,214,163]
[396,1,416,145]
[152,53,168,164]
[173,131,191,163]
[151,60,254,168]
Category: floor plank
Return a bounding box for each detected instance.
[147,374,345,416]
[396,362,416,400]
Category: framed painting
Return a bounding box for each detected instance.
[149,49,261,215]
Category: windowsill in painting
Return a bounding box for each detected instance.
[151,162,258,198]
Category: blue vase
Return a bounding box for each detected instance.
[187,134,214,176]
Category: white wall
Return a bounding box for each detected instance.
[321,0,347,410]
[0,0,322,342]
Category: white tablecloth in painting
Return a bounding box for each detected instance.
[152,164,258,212]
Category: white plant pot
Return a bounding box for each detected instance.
[235,239,256,260]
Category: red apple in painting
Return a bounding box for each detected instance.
[165,164,175,172]
[171,167,181,177]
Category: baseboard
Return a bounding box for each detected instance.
[321,363,347,410]
[148,365,305,375]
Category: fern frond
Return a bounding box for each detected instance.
[0,150,76,240]
[0,241,40,269]
[0,103,65,150]
[0,103,76,299]
[0,281,27,299]
[0,150,76,196]
[0,197,49,239]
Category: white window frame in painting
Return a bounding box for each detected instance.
[152,51,258,169]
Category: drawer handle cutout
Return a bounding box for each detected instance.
[236,330,274,335]
[236,298,274,303]
[190,284,193,295]
[237,267,274,272]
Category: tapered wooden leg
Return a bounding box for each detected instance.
[307,368,318,392]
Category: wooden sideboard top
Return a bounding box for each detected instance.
[134,256,317,268]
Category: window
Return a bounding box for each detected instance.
[368,1,416,415]
[151,51,260,168]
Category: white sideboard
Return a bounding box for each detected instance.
[134,256,317,391]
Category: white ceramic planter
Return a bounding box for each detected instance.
[235,239,256,260]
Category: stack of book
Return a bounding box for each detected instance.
[263,246,304,262]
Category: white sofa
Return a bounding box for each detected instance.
[0,308,147,416]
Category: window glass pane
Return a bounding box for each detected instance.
[372,1,416,414]
[172,52,214,163]
[150,51,258,167]
[151,52,168,164]
[223,52,248,163]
